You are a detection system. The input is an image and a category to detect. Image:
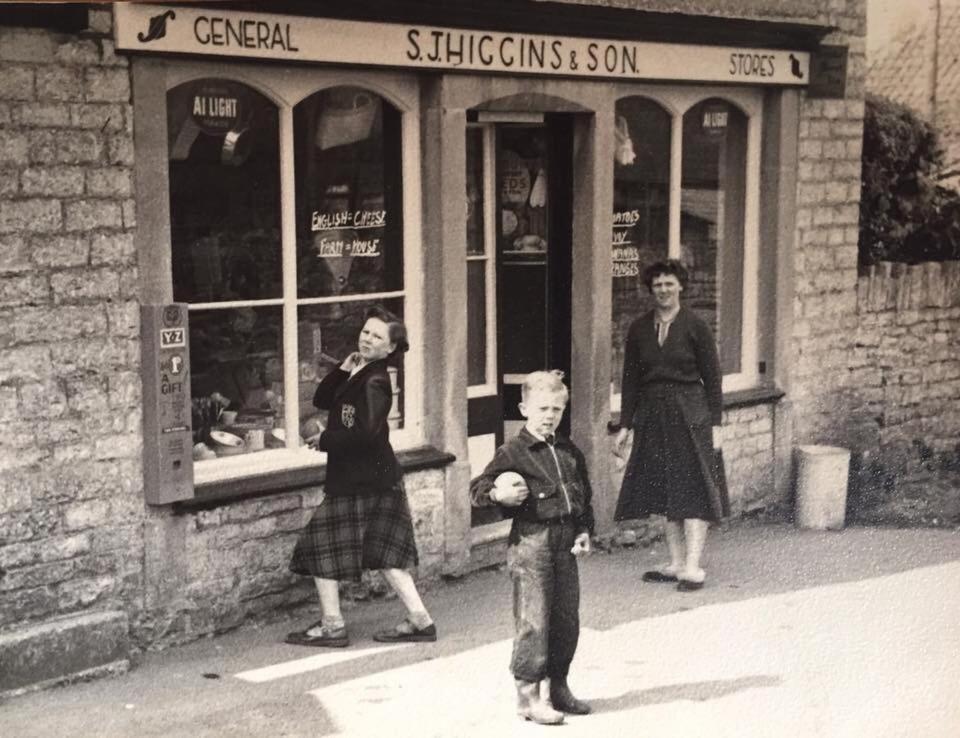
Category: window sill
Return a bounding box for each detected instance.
[175,445,456,511]
[607,384,785,432]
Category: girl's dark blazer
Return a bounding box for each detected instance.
[314,359,400,496]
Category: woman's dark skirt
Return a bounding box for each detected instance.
[615,382,727,523]
[290,481,419,581]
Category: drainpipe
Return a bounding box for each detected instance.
[927,0,941,123]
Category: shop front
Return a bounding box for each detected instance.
[113,1,821,577]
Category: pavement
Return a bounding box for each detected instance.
[1,521,959,737]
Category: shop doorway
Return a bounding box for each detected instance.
[465,114,574,527]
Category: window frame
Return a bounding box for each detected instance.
[466,123,498,399]
[138,60,424,486]
[610,84,763,414]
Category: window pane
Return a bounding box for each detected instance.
[298,298,406,432]
[466,127,485,256]
[681,99,747,374]
[189,306,285,456]
[498,126,549,375]
[612,97,671,395]
[294,87,403,298]
[168,79,281,303]
[467,260,487,386]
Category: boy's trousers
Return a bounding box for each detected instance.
[507,518,580,683]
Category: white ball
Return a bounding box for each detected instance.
[495,471,525,489]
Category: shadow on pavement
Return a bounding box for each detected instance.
[590,675,782,713]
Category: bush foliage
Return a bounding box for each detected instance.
[859,94,960,266]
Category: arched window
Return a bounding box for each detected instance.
[611,90,760,407]
[681,98,748,375]
[165,76,412,472]
[611,96,671,395]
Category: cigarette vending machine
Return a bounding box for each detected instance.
[141,303,194,504]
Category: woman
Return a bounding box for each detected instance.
[287,306,436,646]
[614,260,728,591]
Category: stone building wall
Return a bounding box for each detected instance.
[789,1,870,454]
[0,7,145,634]
[849,261,960,474]
[137,468,446,648]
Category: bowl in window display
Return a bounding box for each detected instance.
[209,430,246,457]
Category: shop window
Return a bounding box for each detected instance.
[166,77,409,473]
[681,99,747,375]
[611,90,760,408]
[610,97,671,397]
[465,126,495,393]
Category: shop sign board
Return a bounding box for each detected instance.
[142,303,194,504]
[115,4,810,86]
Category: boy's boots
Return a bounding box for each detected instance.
[547,677,592,715]
[515,679,565,725]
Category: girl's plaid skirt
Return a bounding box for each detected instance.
[289,482,419,581]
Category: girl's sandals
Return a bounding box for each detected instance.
[372,618,437,643]
[285,620,350,648]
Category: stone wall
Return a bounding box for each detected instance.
[0,8,145,633]
[849,261,960,473]
[721,404,775,514]
[789,1,870,453]
[137,467,447,648]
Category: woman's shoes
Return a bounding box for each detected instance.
[641,570,679,583]
[373,618,437,643]
[285,621,350,648]
[676,579,705,591]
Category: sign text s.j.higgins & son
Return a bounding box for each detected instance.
[114,4,810,86]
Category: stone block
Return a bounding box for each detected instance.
[107,134,134,166]
[300,487,325,508]
[62,499,111,532]
[0,274,49,307]
[30,233,89,268]
[70,103,125,131]
[0,168,18,196]
[21,166,85,197]
[220,494,302,524]
[87,167,133,197]
[0,586,59,629]
[64,201,123,231]
[0,28,56,62]
[19,379,69,419]
[100,40,129,68]
[121,198,136,228]
[106,300,139,335]
[49,338,132,373]
[0,131,30,165]
[108,372,142,408]
[57,575,117,610]
[85,68,131,103]
[65,376,109,414]
[94,433,142,460]
[51,267,120,303]
[0,198,61,234]
[35,67,84,102]
[118,266,138,297]
[55,38,101,66]
[1,560,74,592]
[0,65,34,100]
[52,443,94,464]
[29,129,102,165]
[15,102,71,128]
[88,7,113,34]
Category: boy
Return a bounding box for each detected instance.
[470,370,595,725]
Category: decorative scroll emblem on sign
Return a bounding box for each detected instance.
[138,10,176,43]
[341,404,356,428]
